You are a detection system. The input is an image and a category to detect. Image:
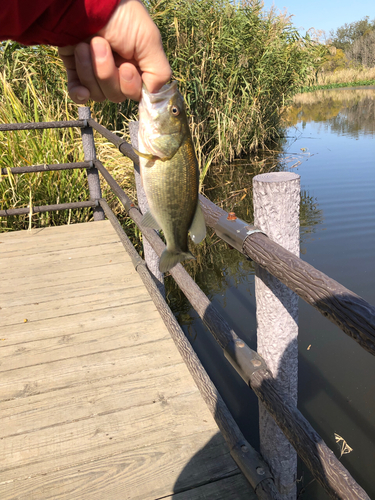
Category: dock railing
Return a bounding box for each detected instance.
[1,110,374,500]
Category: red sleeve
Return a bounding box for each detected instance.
[0,0,121,46]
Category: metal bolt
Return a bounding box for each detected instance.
[241,445,248,453]
[227,211,237,221]
[256,467,265,476]
[252,359,261,367]
[235,339,245,348]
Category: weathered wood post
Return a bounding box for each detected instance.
[253,172,300,499]
[78,107,104,220]
[129,121,164,296]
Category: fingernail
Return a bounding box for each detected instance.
[120,67,134,82]
[92,40,107,60]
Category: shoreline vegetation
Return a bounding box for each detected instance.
[299,67,375,93]
[300,80,375,93]
[0,0,374,234]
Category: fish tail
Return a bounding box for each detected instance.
[159,249,195,273]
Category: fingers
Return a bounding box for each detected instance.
[97,0,172,95]
[58,46,91,103]
[141,52,172,94]
[58,0,173,103]
[74,42,106,102]
[91,37,142,102]
[138,27,171,93]
[119,63,142,101]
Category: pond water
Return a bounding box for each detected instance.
[166,87,375,499]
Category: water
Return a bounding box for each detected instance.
[167,87,375,498]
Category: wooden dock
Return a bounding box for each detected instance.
[0,221,254,500]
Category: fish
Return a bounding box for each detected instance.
[133,81,206,273]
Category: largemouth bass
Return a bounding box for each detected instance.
[134,81,206,273]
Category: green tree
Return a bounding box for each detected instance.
[330,16,375,51]
[346,30,375,67]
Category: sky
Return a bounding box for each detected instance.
[261,0,375,38]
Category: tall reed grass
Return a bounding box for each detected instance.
[100,0,325,167]
[0,0,324,232]
[0,43,134,233]
[155,0,324,164]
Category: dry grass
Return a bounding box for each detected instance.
[334,433,353,459]
[0,47,135,232]
[292,87,375,105]
[316,67,375,85]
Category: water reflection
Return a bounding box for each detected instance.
[287,87,375,137]
[300,190,324,253]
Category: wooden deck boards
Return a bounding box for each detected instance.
[0,221,255,499]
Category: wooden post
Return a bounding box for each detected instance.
[253,172,300,499]
[129,121,164,296]
[78,107,104,221]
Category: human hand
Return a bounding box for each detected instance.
[58,0,171,103]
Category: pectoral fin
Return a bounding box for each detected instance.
[133,147,159,162]
[189,202,206,244]
[141,210,162,230]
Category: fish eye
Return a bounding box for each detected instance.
[170,105,180,116]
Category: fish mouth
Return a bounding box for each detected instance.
[141,81,178,119]
[139,81,182,159]
[142,81,178,104]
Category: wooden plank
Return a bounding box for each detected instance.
[1,262,129,298]
[0,336,178,400]
[0,432,243,500]
[0,301,161,346]
[0,228,123,254]
[1,391,219,482]
[0,314,169,372]
[0,363,191,437]
[0,246,129,280]
[163,473,257,500]
[0,241,128,265]
[0,285,148,325]
[0,225,124,256]
[0,273,140,308]
[0,222,118,257]
[0,220,113,242]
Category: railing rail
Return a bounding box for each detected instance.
[1,115,372,500]
[0,120,87,131]
[200,196,375,357]
[86,117,375,357]
[0,200,98,217]
[0,161,92,175]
